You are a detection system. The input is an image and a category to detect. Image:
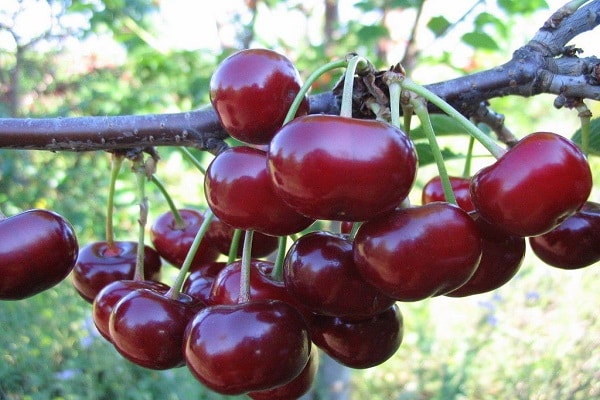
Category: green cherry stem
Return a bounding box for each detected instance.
[339,54,370,118]
[388,81,402,129]
[238,230,254,304]
[575,102,591,155]
[400,78,506,159]
[412,98,458,206]
[106,153,124,248]
[462,136,475,178]
[270,236,288,282]
[227,229,243,264]
[133,155,149,281]
[179,147,207,175]
[166,208,215,300]
[150,175,185,228]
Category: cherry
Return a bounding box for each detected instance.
[182,261,227,304]
[353,202,482,301]
[206,216,278,258]
[109,288,204,370]
[267,114,418,221]
[445,211,526,297]
[184,299,311,395]
[71,241,162,303]
[92,279,170,341]
[209,48,309,145]
[422,175,475,212]
[283,231,395,318]
[205,146,315,236]
[150,208,220,271]
[470,132,592,237]
[0,209,78,300]
[310,304,403,369]
[248,346,319,400]
[529,201,600,269]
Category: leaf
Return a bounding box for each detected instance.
[356,25,390,42]
[413,141,464,167]
[497,0,548,15]
[461,32,499,50]
[427,16,451,37]
[409,114,469,141]
[570,118,600,157]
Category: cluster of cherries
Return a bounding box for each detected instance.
[0,47,598,399]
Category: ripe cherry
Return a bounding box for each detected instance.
[283,231,395,318]
[310,304,403,369]
[353,202,482,301]
[470,132,592,237]
[71,241,162,303]
[150,208,220,271]
[422,175,475,212]
[209,48,308,145]
[205,146,315,236]
[529,201,600,269]
[267,114,418,221]
[184,299,311,395]
[182,261,227,304]
[0,209,78,300]
[109,288,204,370]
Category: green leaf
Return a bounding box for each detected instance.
[427,16,451,37]
[497,0,548,15]
[461,32,499,50]
[571,118,600,157]
[413,140,464,167]
[356,25,390,42]
[409,114,469,140]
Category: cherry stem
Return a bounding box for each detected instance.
[238,230,254,304]
[412,98,458,206]
[179,147,207,175]
[133,155,149,281]
[400,77,507,159]
[463,136,475,178]
[339,54,369,118]
[575,102,591,155]
[349,222,362,241]
[388,81,402,129]
[283,58,348,125]
[227,229,243,264]
[166,208,215,300]
[106,153,124,248]
[270,236,287,282]
[150,175,185,228]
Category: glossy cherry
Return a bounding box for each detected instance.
[0,209,78,300]
[92,279,170,341]
[206,215,279,258]
[209,48,309,145]
[182,261,227,304]
[529,201,600,269]
[109,288,204,370]
[422,175,475,212]
[445,211,526,297]
[470,132,592,237]
[205,146,315,236]
[184,299,311,395]
[353,202,482,301]
[283,231,395,318]
[71,241,162,303]
[150,208,220,271]
[267,114,418,221]
[310,304,403,369]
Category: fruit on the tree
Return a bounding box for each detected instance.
[205,146,315,236]
[182,261,227,304]
[310,304,403,369]
[470,132,592,237]
[92,279,170,341]
[184,299,311,395]
[71,241,162,303]
[529,201,600,269]
[206,216,278,258]
[353,202,482,301]
[248,346,319,400]
[267,114,418,221]
[0,209,78,300]
[109,288,204,370]
[150,208,220,271]
[283,231,395,318]
[209,48,309,145]
[445,211,526,297]
[422,175,475,212]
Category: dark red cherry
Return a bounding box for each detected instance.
[283,231,395,318]
[205,146,315,236]
[353,202,482,301]
[150,209,220,271]
[184,300,311,395]
[529,201,600,269]
[470,132,592,237]
[267,114,418,221]
[109,288,204,370]
[445,211,526,297]
[71,241,162,303]
[92,279,170,341]
[205,216,278,258]
[182,261,227,304]
[210,48,308,145]
[310,304,403,369]
[248,346,319,400]
[422,175,475,212]
[0,209,78,300]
